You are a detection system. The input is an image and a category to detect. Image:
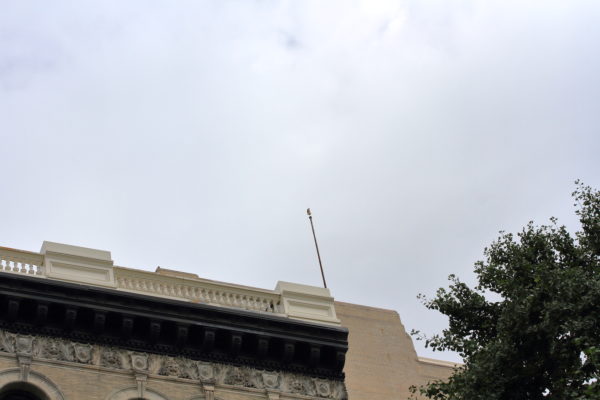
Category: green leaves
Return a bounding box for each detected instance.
[411,182,600,400]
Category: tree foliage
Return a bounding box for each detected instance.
[410,182,600,400]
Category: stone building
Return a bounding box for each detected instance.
[0,241,454,400]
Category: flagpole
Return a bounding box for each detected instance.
[307,208,327,289]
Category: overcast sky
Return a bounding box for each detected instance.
[1,1,599,362]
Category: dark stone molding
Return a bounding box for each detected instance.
[0,272,347,379]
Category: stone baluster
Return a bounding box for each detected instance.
[5,257,13,272]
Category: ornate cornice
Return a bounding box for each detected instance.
[0,329,347,399]
[0,272,347,379]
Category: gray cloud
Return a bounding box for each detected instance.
[1,0,599,362]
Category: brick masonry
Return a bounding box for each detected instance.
[336,301,455,400]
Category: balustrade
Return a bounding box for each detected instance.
[0,244,338,325]
[115,270,281,314]
[0,248,44,276]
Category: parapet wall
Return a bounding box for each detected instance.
[335,302,457,400]
[0,241,340,326]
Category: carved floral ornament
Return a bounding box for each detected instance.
[0,330,347,400]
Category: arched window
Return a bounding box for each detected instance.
[0,369,63,400]
[0,382,48,400]
[105,387,170,400]
[0,390,41,400]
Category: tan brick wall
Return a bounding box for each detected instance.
[336,302,455,400]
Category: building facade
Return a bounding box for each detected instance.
[336,302,455,399]
[0,241,454,400]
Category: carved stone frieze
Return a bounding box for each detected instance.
[15,335,33,355]
[262,372,279,389]
[100,348,123,369]
[130,353,148,372]
[37,337,72,361]
[159,356,180,377]
[197,362,214,382]
[0,331,15,353]
[223,365,262,388]
[0,329,347,399]
[181,359,199,380]
[156,356,198,380]
[286,376,315,396]
[74,344,92,364]
[315,379,332,397]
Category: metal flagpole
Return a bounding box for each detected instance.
[307,208,327,289]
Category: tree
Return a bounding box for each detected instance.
[410,182,600,400]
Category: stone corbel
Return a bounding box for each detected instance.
[135,373,147,398]
[17,355,31,382]
[266,390,280,400]
[263,372,281,400]
[202,383,215,400]
[16,335,34,382]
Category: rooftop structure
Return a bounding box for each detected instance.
[1,241,341,326]
[0,241,348,400]
[0,241,456,400]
